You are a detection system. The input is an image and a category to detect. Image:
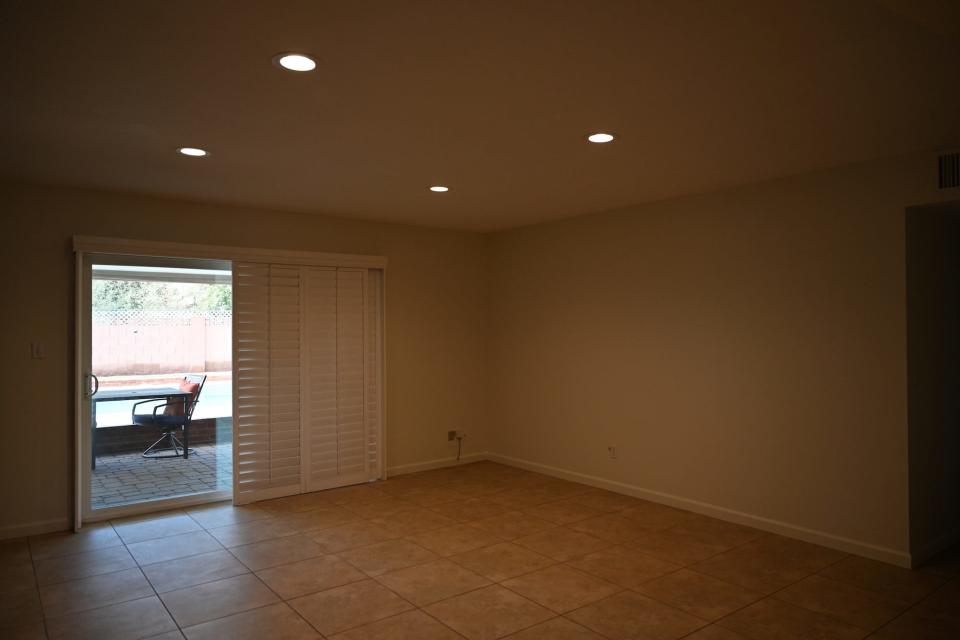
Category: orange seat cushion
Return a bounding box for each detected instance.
[163,379,201,416]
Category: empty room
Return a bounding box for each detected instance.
[2,1,960,639]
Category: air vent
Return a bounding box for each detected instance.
[940,152,960,189]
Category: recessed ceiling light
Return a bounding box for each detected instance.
[274,53,317,72]
[587,132,615,144]
[429,185,449,193]
[177,147,208,157]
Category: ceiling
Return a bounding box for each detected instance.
[1,0,958,231]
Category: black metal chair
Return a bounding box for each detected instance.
[132,374,207,459]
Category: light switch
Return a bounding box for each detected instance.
[31,341,46,359]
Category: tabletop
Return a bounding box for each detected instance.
[93,387,192,402]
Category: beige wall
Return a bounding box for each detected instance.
[487,151,954,562]
[2,151,955,563]
[0,182,490,536]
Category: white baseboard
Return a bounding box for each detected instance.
[0,517,71,541]
[485,453,913,568]
[386,452,491,477]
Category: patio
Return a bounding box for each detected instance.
[91,442,232,509]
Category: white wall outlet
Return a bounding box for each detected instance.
[607,446,617,459]
[31,341,46,359]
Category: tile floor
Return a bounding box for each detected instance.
[3,461,959,639]
[91,444,233,510]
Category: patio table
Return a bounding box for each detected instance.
[92,387,193,470]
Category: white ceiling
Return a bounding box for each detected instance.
[1,0,958,231]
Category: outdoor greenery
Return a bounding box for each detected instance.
[92,280,232,311]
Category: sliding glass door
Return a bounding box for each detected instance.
[77,252,234,524]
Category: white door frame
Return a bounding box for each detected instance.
[73,236,387,528]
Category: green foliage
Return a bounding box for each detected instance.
[92,280,232,311]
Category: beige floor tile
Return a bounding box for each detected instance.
[531,480,593,502]
[369,508,457,535]
[567,590,707,640]
[274,505,359,533]
[630,529,730,566]
[635,569,762,621]
[514,527,610,562]
[468,511,555,540]
[311,521,402,553]
[2,621,47,639]
[145,631,186,640]
[127,529,223,565]
[289,579,414,636]
[330,609,462,639]
[322,483,390,505]
[229,533,324,570]
[29,523,122,561]
[45,595,177,640]
[408,523,504,556]
[424,584,554,640]
[375,477,438,498]
[339,539,439,576]
[181,602,321,639]
[450,542,556,582]
[503,616,607,639]
[160,573,279,627]
[619,502,700,530]
[0,539,31,564]
[141,548,249,593]
[525,500,606,525]
[256,554,367,599]
[871,580,960,639]
[186,503,271,529]
[692,536,846,594]
[489,489,557,510]
[112,512,202,544]
[430,498,510,522]
[206,518,300,547]
[0,559,37,594]
[567,545,680,590]
[40,567,153,616]
[259,492,334,515]
[375,558,490,606]
[35,544,136,585]
[343,497,419,519]
[718,598,867,640]
[0,586,43,630]
[682,626,749,639]
[399,486,466,507]
[775,574,907,630]
[570,514,663,545]
[819,555,946,605]
[669,515,766,548]
[503,564,620,613]
[566,490,639,513]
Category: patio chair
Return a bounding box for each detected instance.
[132,374,207,459]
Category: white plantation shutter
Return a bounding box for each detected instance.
[234,263,302,503]
[266,265,302,489]
[234,262,383,504]
[365,270,383,474]
[304,267,339,490]
[335,269,368,481]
